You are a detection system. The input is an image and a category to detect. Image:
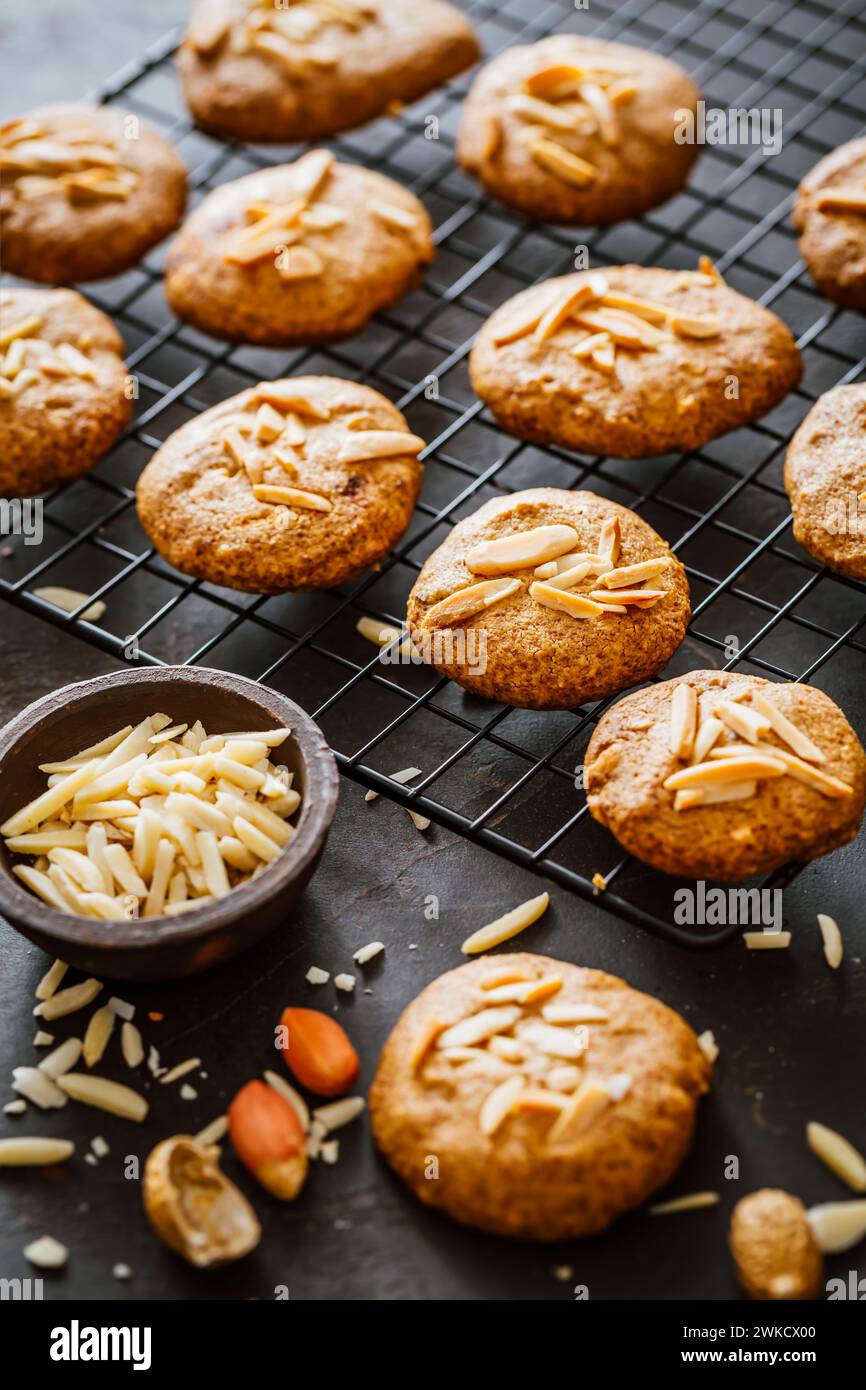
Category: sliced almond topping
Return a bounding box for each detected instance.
[276,245,324,280]
[515,1088,568,1112]
[534,279,604,342]
[691,715,724,764]
[519,1020,586,1060]
[715,700,771,745]
[409,1016,447,1072]
[300,203,346,231]
[669,684,698,759]
[369,199,418,232]
[597,515,621,564]
[490,296,551,347]
[698,254,725,284]
[478,967,533,991]
[815,189,866,214]
[542,1001,608,1024]
[575,306,666,349]
[591,339,616,374]
[460,891,550,954]
[478,1075,526,1137]
[421,577,521,631]
[578,82,618,146]
[752,744,853,800]
[546,1081,611,1145]
[664,756,786,791]
[588,588,664,606]
[291,148,335,201]
[224,227,300,266]
[669,312,721,340]
[530,581,604,620]
[487,1035,527,1062]
[600,557,670,588]
[336,430,425,463]
[477,109,501,161]
[255,402,286,443]
[466,523,579,575]
[253,484,331,511]
[221,427,249,469]
[521,976,564,1006]
[524,63,583,101]
[437,1006,522,1051]
[807,1121,866,1192]
[674,779,757,811]
[817,913,843,970]
[748,692,826,764]
[599,291,669,325]
[250,385,330,419]
[0,315,42,348]
[540,561,591,591]
[505,93,576,131]
[530,137,597,187]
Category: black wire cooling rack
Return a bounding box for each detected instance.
[2,0,865,948]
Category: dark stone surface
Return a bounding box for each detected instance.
[0,608,864,1301]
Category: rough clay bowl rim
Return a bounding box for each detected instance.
[0,666,339,962]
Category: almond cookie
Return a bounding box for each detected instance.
[784,384,866,581]
[456,35,700,225]
[585,671,866,881]
[470,262,801,458]
[136,375,424,593]
[0,287,131,498]
[165,150,433,346]
[406,488,690,710]
[793,137,866,311]
[0,104,186,284]
[369,952,712,1241]
[178,0,480,144]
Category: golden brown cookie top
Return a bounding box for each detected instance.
[585,671,866,880]
[136,375,425,593]
[0,104,186,283]
[0,286,127,412]
[793,137,866,309]
[469,262,802,457]
[785,384,866,581]
[457,34,700,224]
[165,151,433,345]
[179,0,480,142]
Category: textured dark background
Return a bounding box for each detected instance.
[0,0,864,1301]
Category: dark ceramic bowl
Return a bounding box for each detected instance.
[0,667,339,980]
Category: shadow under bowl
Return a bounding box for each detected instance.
[0,666,339,980]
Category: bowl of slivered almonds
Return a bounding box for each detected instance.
[0,667,338,980]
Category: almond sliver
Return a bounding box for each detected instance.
[466,524,579,575]
[437,1006,522,1050]
[478,1075,526,1137]
[753,744,853,799]
[588,588,664,605]
[664,756,787,791]
[715,700,771,744]
[530,137,597,186]
[421,577,521,630]
[600,557,670,588]
[669,312,721,340]
[597,516,621,564]
[530,581,603,620]
[749,692,826,764]
[807,1121,866,1192]
[599,291,669,325]
[534,275,607,342]
[336,430,425,463]
[546,1081,610,1145]
[505,93,576,131]
[815,189,866,214]
[460,891,549,954]
[674,779,757,810]
[253,484,331,511]
[669,684,698,759]
[691,716,724,765]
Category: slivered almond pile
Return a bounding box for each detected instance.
[190,0,377,74]
[220,147,420,282]
[0,116,138,203]
[663,683,854,812]
[491,259,723,376]
[413,966,629,1148]
[1,712,301,920]
[0,314,98,399]
[492,53,640,189]
[215,383,424,519]
[421,513,670,630]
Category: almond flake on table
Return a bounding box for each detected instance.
[353,941,385,965]
[461,892,550,954]
[649,1191,720,1216]
[334,973,356,993]
[306,966,330,985]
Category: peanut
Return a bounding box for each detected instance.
[228,1079,308,1201]
[279,1007,360,1097]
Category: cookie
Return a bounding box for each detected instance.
[0,287,131,498]
[585,670,866,881]
[470,262,802,458]
[165,150,433,346]
[793,137,866,311]
[136,375,424,593]
[456,35,700,225]
[178,0,480,144]
[369,951,711,1241]
[0,104,186,284]
[784,384,866,581]
[406,488,690,710]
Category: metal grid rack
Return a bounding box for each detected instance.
[2,0,865,947]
